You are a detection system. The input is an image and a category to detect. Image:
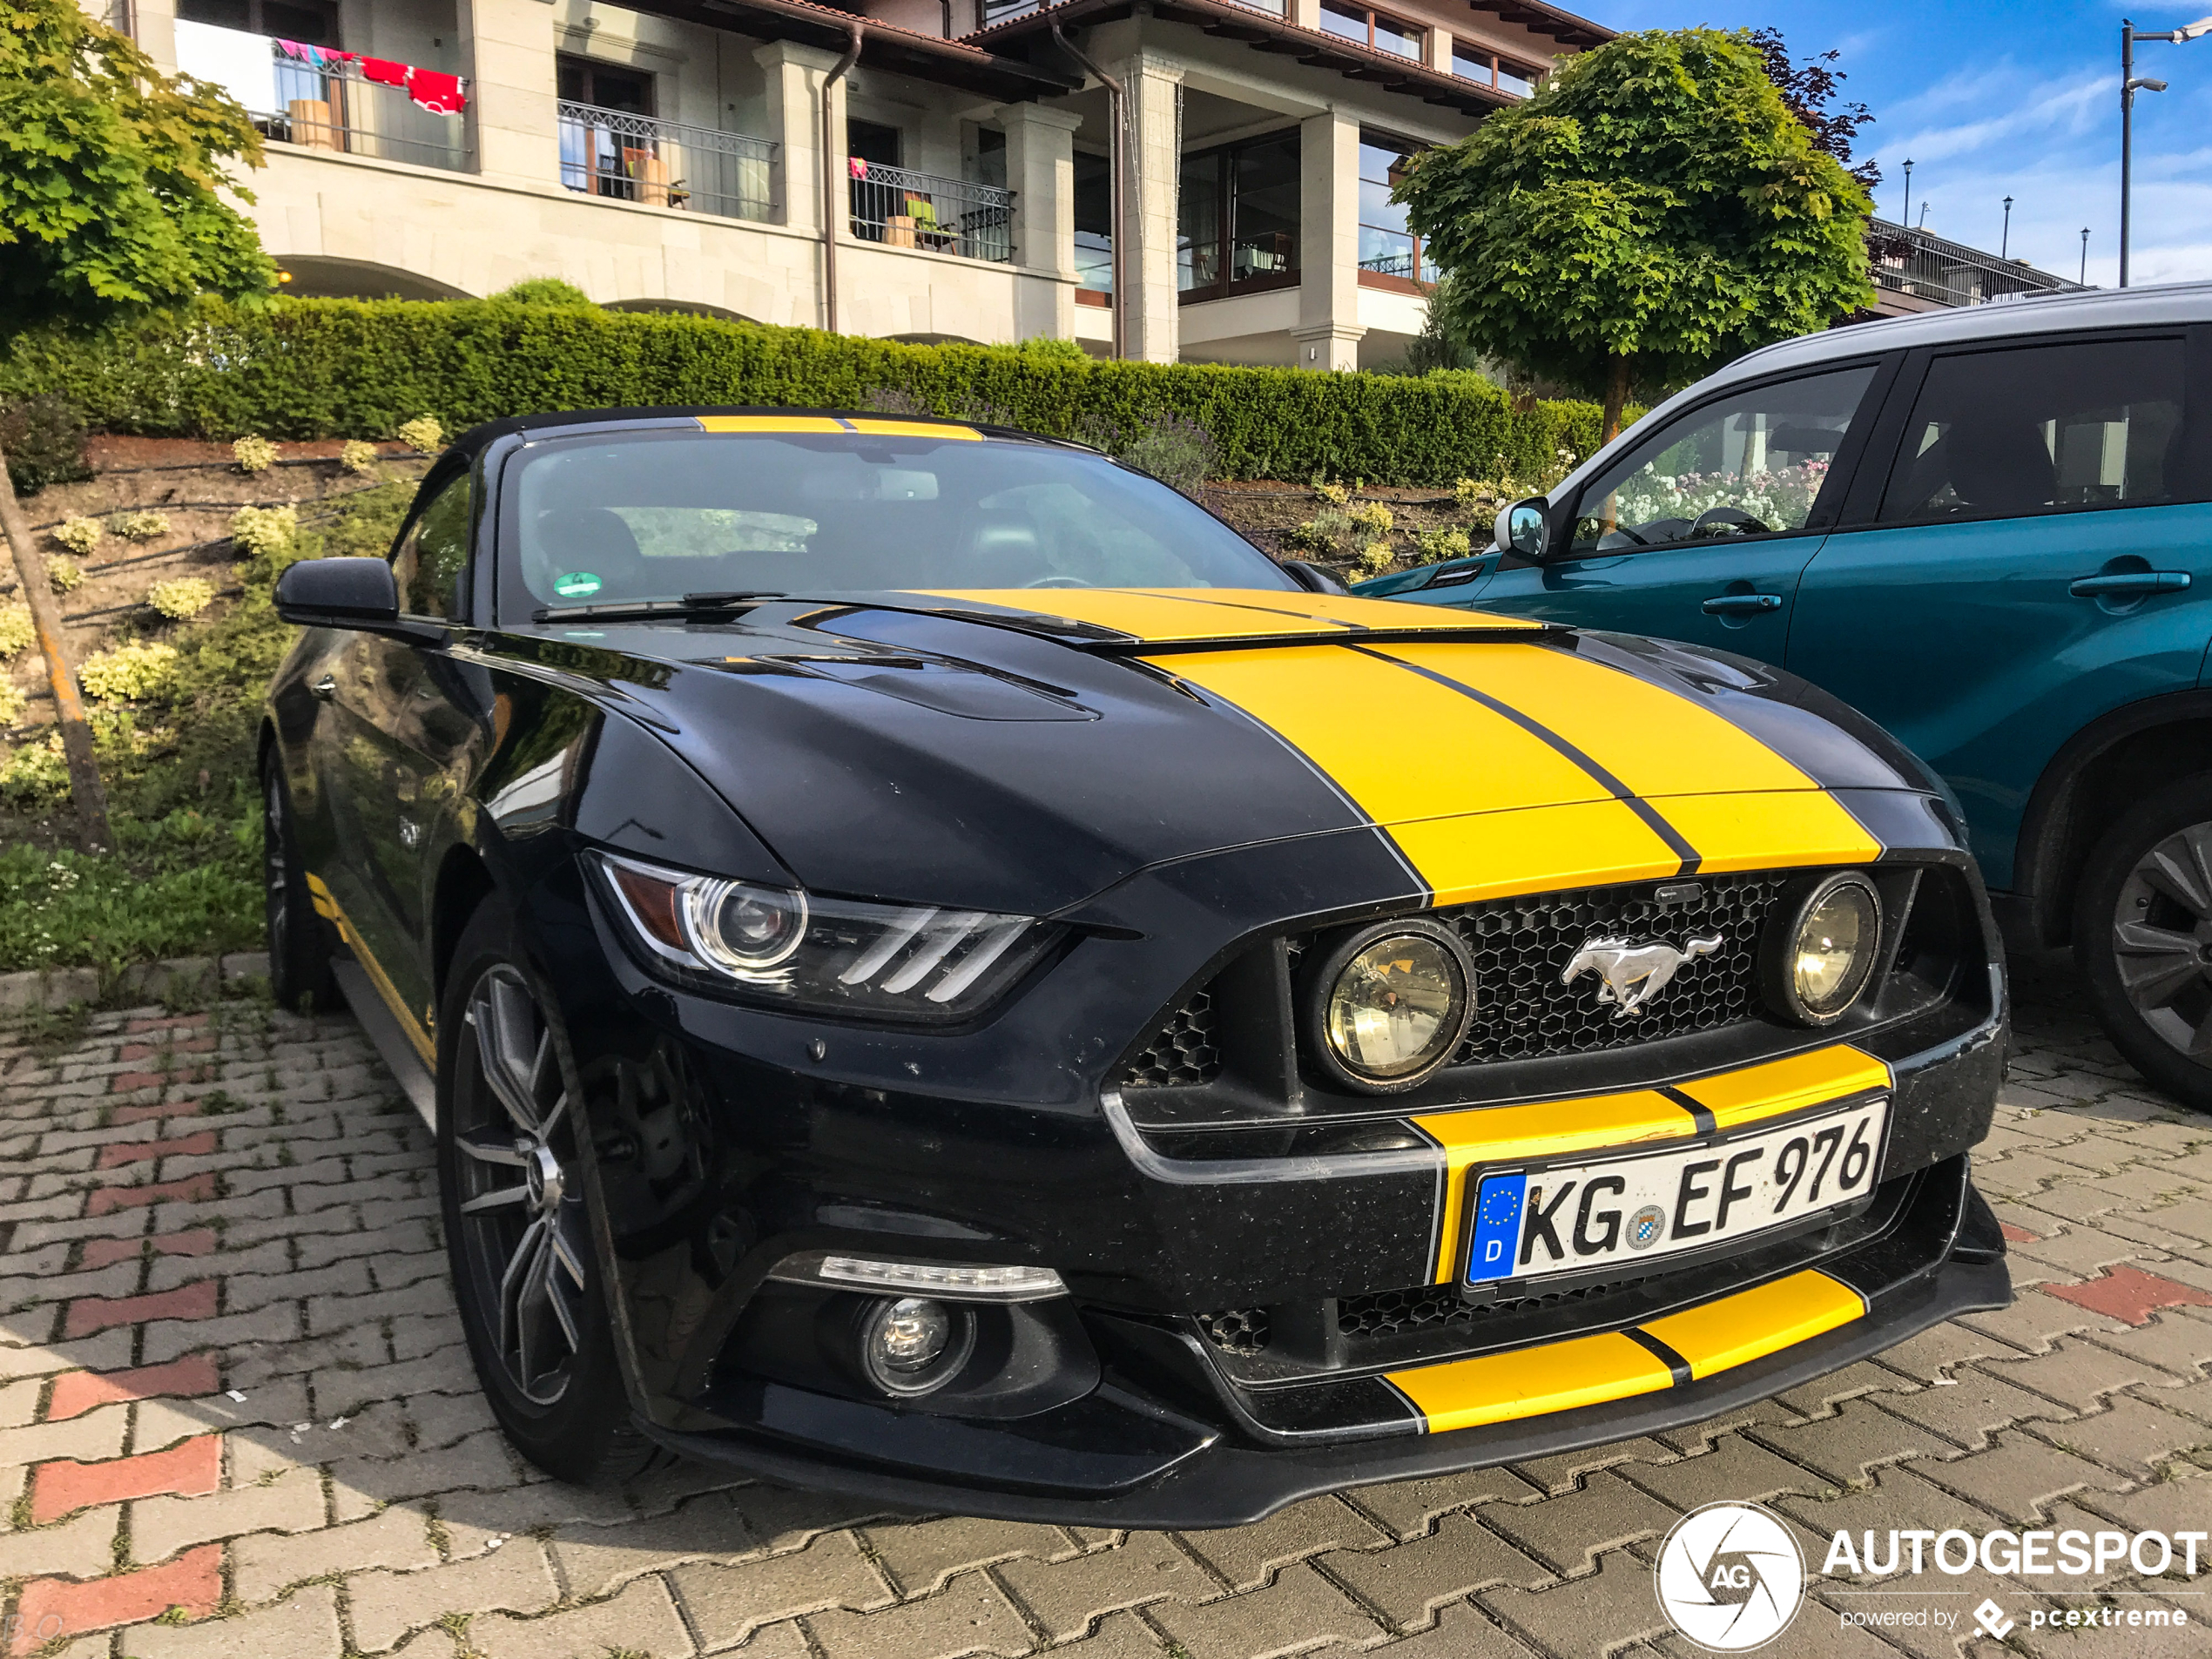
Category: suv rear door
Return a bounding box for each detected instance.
[1471,361,1891,656]
[1787,328,2212,892]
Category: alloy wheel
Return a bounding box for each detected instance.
[263,771,290,963]
[2111,818,2212,1059]
[453,965,591,1404]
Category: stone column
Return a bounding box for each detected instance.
[1425,24,1453,74]
[457,0,559,187]
[1297,105,1364,370]
[1000,102,1083,339]
[753,39,845,234]
[1286,0,1320,32]
[1117,53,1183,364]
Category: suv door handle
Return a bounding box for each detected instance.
[310,674,337,701]
[2069,571,2191,597]
[1701,593,1784,615]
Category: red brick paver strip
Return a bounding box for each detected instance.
[0,953,2203,1657]
[46,1355,222,1421]
[10,1543,221,1655]
[30,1434,221,1523]
[84,1174,215,1216]
[62,1278,218,1339]
[94,1130,217,1169]
[2040,1263,2212,1325]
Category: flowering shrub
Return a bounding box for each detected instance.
[1412,527,1474,564]
[145,578,217,620]
[78,641,180,703]
[1312,479,1352,506]
[1613,459,1828,536]
[396,415,443,455]
[46,556,83,593]
[229,504,298,559]
[52,516,102,555]
[0,682,25,728]
[340,439,381,475]
[233,434,279,473]
[0,605,32,658]
[109,509,170,540]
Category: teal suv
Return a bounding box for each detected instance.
[1359,284,2212,1108]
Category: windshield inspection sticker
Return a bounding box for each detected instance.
[553,571,603,599]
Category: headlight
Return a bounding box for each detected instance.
[592,851,1058,1021]
[1305,920,1474,1092]
[1763,871,1882,1025]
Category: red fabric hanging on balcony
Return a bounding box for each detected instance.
[408,70,466,114]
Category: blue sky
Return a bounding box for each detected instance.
[1595,1,2212,287]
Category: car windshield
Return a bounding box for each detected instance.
[507,427,1291,612]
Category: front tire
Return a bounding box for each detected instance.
[439,897,658,1485]
[2075,773,2212,1112]
[262,759,341,1014]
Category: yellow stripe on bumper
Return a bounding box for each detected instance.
[1418,1042,1892,1284]
[1386,1330,1677,1433]
[1385,1270,1866,1433]
[1640,1270,1867,1380]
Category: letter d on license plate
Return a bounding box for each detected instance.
[1463,1097,1889,1287]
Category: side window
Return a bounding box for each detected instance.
[1568,365,1878,555]
[1878,337,2190,524]
[391,475,471,619]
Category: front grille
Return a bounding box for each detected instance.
[1444,874,1784,1062]
[1339,1274,1650,1340]
[1124,990,1220,1088]
[1199,1306,1270,1353]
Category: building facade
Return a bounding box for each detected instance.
[127,0,1606,366]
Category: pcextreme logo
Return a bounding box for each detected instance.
[1654,1502,1806,1652]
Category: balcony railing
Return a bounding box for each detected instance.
[558,101,776,222]
[261,51,468,171]
[1867,218,2087,309]
[849,163,1014,264]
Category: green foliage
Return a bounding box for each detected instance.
[228,503,296,559]
[0,297,1608,488]
[0,0,273,335]
[51,514,98,554]
[339,438,379,475]
[79,640,179,702]
[1398,29,1876,410]
[0,392,90,494]
[109,508,167,539]
[490,276,593,306]
[1411,526,1473,564]
[232,433,276,472]
[0,604,31,658]
[145,577,214,619]
[395,414,442,454]
[0,681,24,727]
[44,552,79,591]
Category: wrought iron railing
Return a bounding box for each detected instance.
[1866,218,2087,309]
[848,162,1015,264]
[262,51,468,171]
[558,101,776,222]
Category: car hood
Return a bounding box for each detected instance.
[496,589,1932,918]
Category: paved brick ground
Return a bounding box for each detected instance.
[1,961,2208,1658]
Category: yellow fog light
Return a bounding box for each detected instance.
[1308,921,1474,1092]
[1765,872,1883,1025]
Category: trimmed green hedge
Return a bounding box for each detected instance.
[0,298,1605,486]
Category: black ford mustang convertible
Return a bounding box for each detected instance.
[263,408,2011,1525]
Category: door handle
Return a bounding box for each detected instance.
[1701,593,1784,616]
[310,674,337,701]
[2069,571,2191,597]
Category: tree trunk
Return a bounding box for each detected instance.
[0,445,113,853]
[1601,355,1631,445]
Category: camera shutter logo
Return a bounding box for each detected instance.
[1654,1501,1806,1651]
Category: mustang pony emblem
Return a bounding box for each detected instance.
[1563,933,1724,1019]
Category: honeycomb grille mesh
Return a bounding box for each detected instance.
[1445,875,1784,1063]
[1123,990,1219,1088]
[1198,1306,1270,1353]
[1338,1276,1642,1341]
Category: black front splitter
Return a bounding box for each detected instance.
[635,1256,2009,1529]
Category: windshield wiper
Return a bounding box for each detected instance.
[530,591,784,624]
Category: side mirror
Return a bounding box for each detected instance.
[1493,497,1552,562]
[1281,559,1350,596]
[274,556,401,629]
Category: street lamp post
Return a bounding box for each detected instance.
[2001,196,2013,258]
[1899,158,1913,224]
[2121,15,2212,287]
[2081,227,2091,284]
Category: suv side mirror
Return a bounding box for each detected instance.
[1281,559,1350,595]
[1493,497,1552,562]
[274,556,401,629]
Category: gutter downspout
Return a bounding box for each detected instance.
[820,19,863,334]
[1050,20,1124,361]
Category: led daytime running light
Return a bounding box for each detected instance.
[776,1252,1067,1301]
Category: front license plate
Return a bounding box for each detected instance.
[1462,1096,1891,1287]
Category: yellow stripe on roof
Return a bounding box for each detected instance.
[696,415,853,435]
[1640,1270,1865,1379]
[845,418,983,440]
[693,415,982,440]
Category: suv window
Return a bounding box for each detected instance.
[1878,337,2189,524]
[1568,365,1878,555]
[392,475,470,619]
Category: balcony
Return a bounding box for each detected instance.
[1868,219,2087,309]
[848,163,1014,264]
[558,102,777,222]
[171,24,469,172]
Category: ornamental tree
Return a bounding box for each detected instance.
[0,0,273,848]
[1398,29,1876,444]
